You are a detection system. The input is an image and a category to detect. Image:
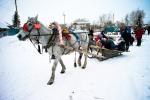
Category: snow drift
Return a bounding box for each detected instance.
[0,35,150,100]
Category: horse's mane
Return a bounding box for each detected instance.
[33,20,52,35]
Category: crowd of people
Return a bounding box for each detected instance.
[48,21,148,53]
[88,23,147,52]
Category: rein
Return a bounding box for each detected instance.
[25,25,56,54]
[28,28,43,54]
[25,23,48,54]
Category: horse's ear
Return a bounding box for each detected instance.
[28,17,30,20]
[35,15,38,20]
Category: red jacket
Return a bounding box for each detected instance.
[135,28,144,39]
[95,35,100,42]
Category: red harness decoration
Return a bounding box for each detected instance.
[62,33,71,40]
[23,23,28,32]
[23,23,41,32]
[34,23,41,29]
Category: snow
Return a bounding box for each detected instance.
[0,34,150,100]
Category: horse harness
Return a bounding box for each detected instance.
[23,22,88,56]
[23,22,58,54]
[43,28,58,53]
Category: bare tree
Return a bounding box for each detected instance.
[125,14,129,26]
[99,13,114,28]
[129,9,145,27]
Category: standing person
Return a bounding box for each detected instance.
[130,35,135,46]
[147,26,150,35]
[88,28,94,42]
[135,25,144,46]
[120,24,131,52]
[88,28,95,52]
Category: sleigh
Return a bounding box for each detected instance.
[58,44,123,61]
[88,45,123,61]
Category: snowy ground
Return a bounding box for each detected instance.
[0,34,150,100]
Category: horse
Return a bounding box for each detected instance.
[17,16,89,85]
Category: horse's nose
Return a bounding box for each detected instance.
[17,34,22,40]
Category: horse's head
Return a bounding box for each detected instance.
[17,15,41,41]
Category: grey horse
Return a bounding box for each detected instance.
[17,16,89,85]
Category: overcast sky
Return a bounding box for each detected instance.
[0,0,150,27]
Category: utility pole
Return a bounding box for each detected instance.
[63,13,66,26]
[15,0,18,12]
[113,13,114,23]
[13,0,20,27]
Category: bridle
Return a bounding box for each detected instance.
[22,21,57,54]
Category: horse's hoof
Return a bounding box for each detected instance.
[60,70,65,74]
[78,60,81,66]
[74,63,77,67]
[47,81,54,85]
[51,55,56,59]
[78,63,81,66]
[82,66,86,69]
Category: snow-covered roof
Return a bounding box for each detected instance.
[73,29,89,33]
[73,19,90,25]
[73,21,90,25]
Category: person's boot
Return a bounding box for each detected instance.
[125,47,130,52]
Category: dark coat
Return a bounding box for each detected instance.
[101,39,116,50]
[121,27,131,42]
[117,41,125,51]
[88,29,94,36]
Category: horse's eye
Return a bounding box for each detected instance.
[28,23,32,26]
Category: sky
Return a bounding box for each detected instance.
[0,0,150,27]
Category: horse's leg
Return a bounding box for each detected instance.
[82,50,87,69]
[59,58,66,73]
[78,53,83,67]
[88,43,93,53]
[47,59,59,85]
[82,53,87,69]
[74,52,77,67]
